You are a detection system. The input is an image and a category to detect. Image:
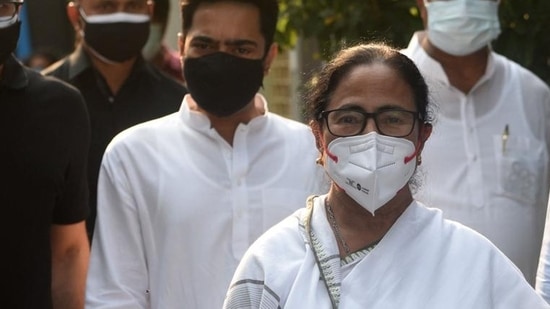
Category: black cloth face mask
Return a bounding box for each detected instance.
[80,10,150,63]
[0,20,20,65]
[183,52,264,117]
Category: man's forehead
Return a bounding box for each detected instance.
[188,2,262,34]
[79,0,148,4]
[189,35,258,46]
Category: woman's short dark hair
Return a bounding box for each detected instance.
[180,0,278,57]
[305,43,433,125]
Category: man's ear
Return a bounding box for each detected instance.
[147,0,154,18]
[263,43,278,75]
[416,0,428,29]
[178,32,187,83]
[178,32,185,58]
[67,2,81,31]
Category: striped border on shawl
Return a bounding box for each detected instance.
[301,195,341,308]
[225,279,281,309]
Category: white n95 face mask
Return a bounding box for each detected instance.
[425,0,501,56]
[324,132,417,215]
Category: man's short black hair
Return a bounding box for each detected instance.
[180,0,279,56]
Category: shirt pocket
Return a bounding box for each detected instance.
[493,134,544,204]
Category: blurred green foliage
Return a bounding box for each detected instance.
[276,0,550,85]
[495,0,550,85]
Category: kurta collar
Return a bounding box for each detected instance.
[179,93,271,132]
[404,31,497,91]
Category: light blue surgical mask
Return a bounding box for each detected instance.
[425,0,501,56]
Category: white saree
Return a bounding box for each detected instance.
[224,195,548,308]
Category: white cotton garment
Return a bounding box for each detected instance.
[224,195,549,308]
[402,31,550,287]
[85,94,329,309]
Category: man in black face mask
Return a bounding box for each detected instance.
[85,0,329,308]
[42,0,187,241]
[0,1,90,308]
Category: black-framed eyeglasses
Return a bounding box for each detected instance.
[0,1,23,20]
[319,108,420,138]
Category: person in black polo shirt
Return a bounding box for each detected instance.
[43,0,187,240]
[0,1,90,308]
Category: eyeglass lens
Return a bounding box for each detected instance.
[325,109,416,137]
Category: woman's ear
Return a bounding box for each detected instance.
[310,120,324,152]
[310,120,326,166]
[418,122,432,154]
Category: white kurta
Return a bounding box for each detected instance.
[224,195,548,308]
[85,94,329,308]
[402,32,550,286]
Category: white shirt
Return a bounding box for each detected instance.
[402,32,550,286]
[224,196,548,308]
[85,94,329,308]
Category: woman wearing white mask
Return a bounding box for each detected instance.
[223,43,548,309]
[403,0,550,290]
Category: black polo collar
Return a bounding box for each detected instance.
[66,45,160,81]
[0,54,28,90]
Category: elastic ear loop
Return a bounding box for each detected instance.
[404,122,428,164]
[319,139,344,192]
[322,139,338,163]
